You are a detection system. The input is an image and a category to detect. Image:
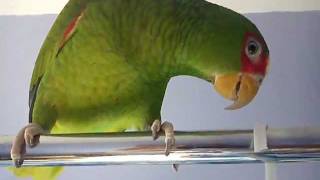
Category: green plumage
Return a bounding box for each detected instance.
[12,1,265,179]
[30,0,260,134]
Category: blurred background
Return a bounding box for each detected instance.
[1,0,320,179]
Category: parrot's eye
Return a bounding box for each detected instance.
[245,39,262,63]
[248,41,258,55]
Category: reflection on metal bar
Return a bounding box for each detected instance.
[0,127,320,167]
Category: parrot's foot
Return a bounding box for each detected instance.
[151,120,175,156]
[11,123,44,168]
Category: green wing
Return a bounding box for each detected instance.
[29,0,88,122]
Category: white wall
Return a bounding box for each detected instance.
[0,0,320,15]
[0,8,320,180]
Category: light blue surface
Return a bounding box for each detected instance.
[0,11,320,179]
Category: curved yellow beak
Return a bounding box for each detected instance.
[213,73,262,110]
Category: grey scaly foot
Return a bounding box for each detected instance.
[11,123,44,167]
[151,120,175,156]
[151,119,161,140]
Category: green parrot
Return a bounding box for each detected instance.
[10,0,269,179]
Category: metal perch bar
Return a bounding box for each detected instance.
[0,127,320,167]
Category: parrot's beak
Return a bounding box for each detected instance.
[212,73,262,110]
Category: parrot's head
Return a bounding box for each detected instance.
[191,10,270,110]
[212,26,269,110]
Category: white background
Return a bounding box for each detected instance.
[0,0,320,15]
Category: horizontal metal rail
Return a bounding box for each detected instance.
[0,127,320,167]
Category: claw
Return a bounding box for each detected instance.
[172,164,179,172]
[27,135,40,148]
[24,123,42,148]
[152,131,159,140]
[26,134,34,147]
[11,123,43,167]
[151,119,161,140]
[151,120,175,156]
[11,148,24,168]
[165,136,175,156]
[13,159,24,168]
[162,121,175,156]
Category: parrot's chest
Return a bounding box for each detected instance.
[35,58,168,133]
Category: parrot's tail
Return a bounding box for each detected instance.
[8,166,63,180]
